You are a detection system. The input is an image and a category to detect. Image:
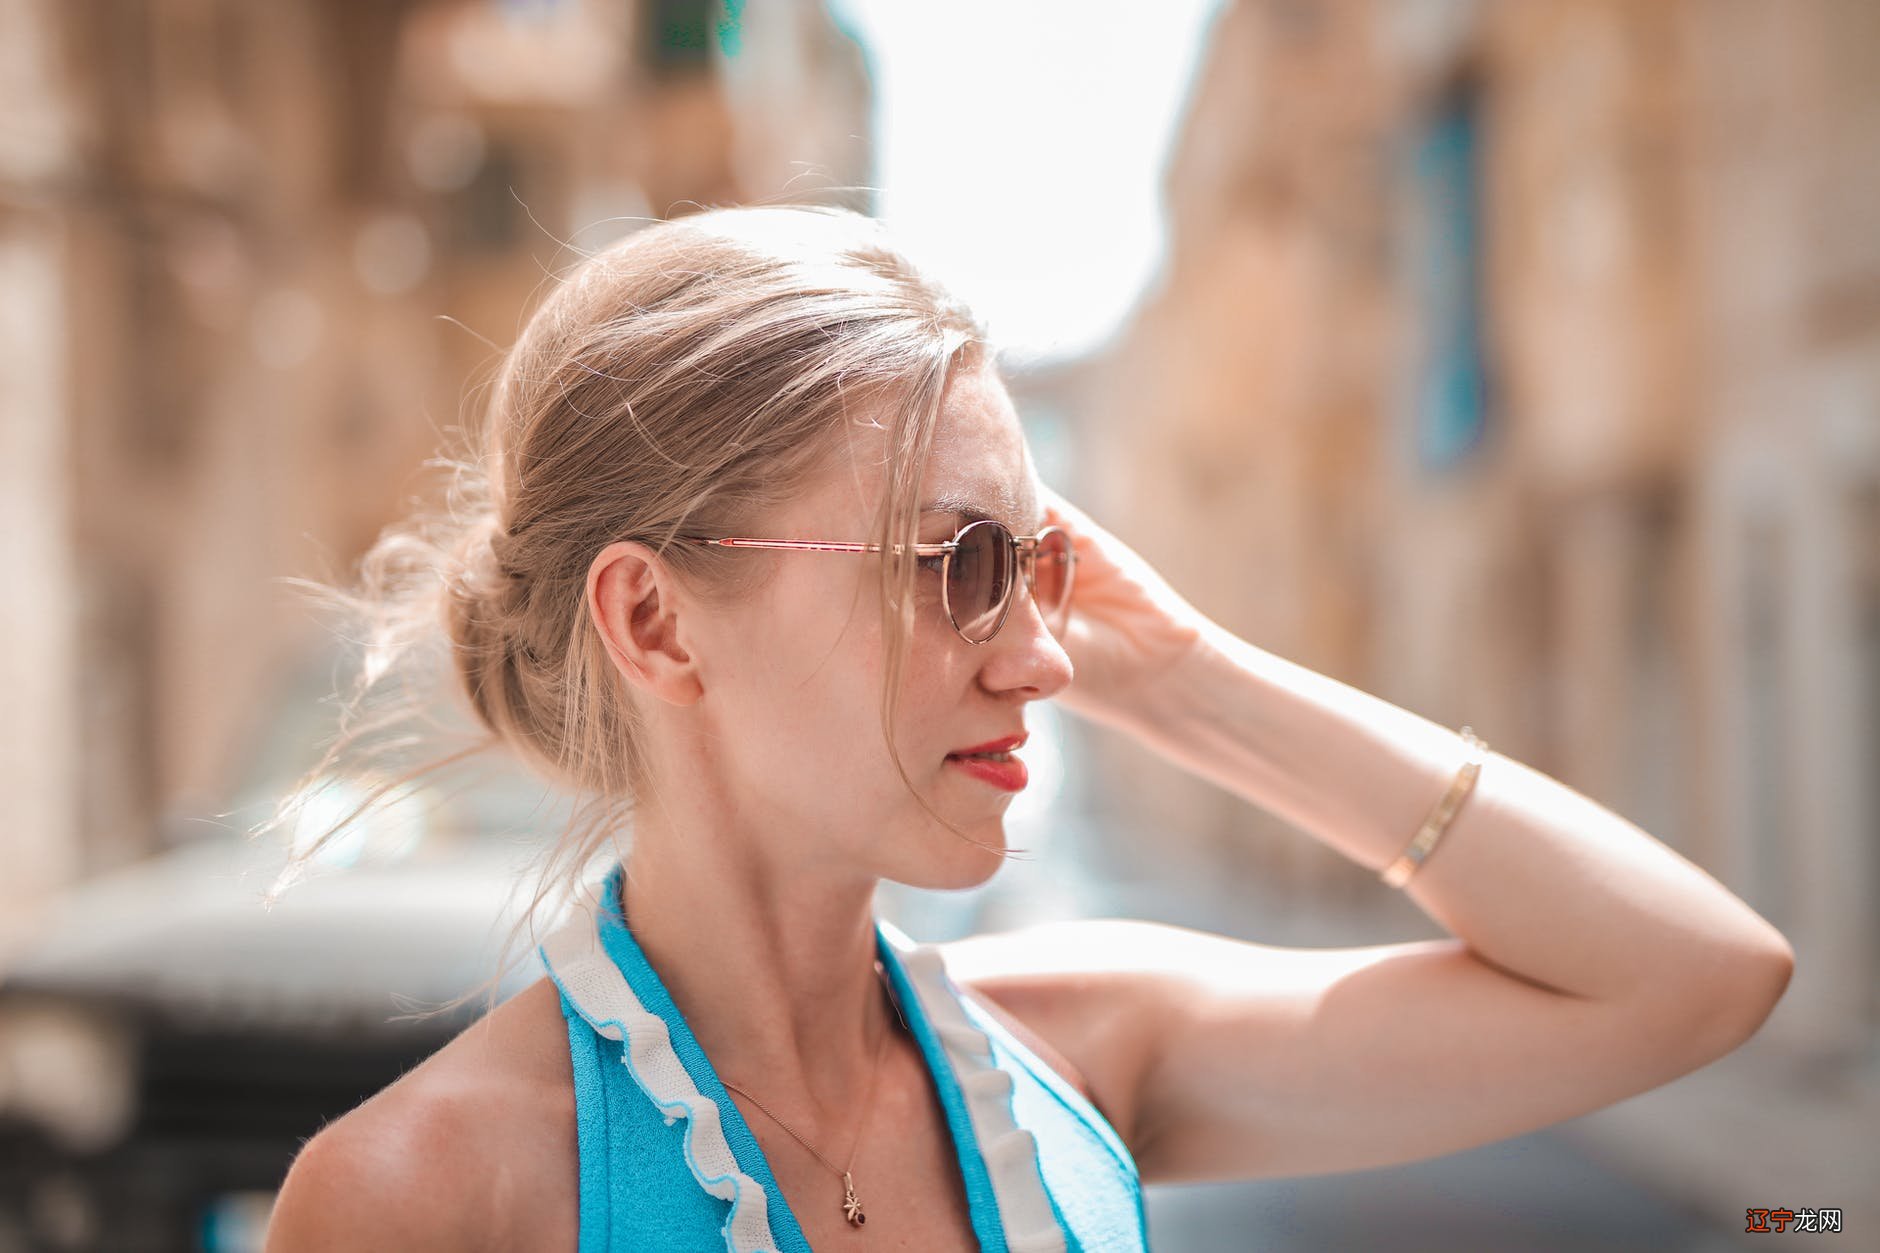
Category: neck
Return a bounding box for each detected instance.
[618,812,899,1137]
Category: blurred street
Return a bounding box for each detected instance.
[1141,1134,1747,1253]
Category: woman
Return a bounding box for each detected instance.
[263,205,1793,1251]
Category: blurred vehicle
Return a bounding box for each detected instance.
[0,767,561,1253]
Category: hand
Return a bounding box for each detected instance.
[1040,482,1213,733]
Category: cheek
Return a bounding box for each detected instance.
[749,567,963,784]
[843,569,951,688]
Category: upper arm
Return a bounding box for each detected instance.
[265,1098,485,1253]
[1124,922,1787,1184]
[944,918,1789,1187]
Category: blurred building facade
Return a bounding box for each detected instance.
[0,0,870,955]
[1049,0,1878,1217]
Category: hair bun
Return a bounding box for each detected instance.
[455,513,523,599]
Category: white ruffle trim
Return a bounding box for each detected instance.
[878,919,1069,1253]
[539,896,781,1253]
[539,883,1067,1253]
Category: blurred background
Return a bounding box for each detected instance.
[1,0,1875,1250]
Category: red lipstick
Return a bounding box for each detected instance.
[948,733,1027,757]
[945,732,1029,792]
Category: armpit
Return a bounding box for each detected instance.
[953,981,1096,1106]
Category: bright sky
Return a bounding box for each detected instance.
[826,1,1224,366]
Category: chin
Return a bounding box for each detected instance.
[916,814,1010,891]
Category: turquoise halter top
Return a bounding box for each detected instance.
[536,862,1149,1252]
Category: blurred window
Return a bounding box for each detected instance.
[643,0,726,77]
[1626,493,1683,850]
[1855,479,1880,1030]
[453,141,526,254]
[1406,85,1489,474]
[1740,513,1794,933]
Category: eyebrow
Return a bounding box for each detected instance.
[920,491,1041,532]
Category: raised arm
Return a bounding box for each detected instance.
[1128,618,1793,1006]
[1113,619,1791,1181]
[991,487,1794,1185]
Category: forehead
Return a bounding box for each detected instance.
[919,366,1041,531]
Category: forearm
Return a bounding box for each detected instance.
[1126,619,1794,1006]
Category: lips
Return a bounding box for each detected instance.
[947,732,1028,758]
[945,732,1029,793]
[945,752,1028,792]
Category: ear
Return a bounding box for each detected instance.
[586,540,705,707]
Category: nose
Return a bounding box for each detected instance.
[974,571,1074,697]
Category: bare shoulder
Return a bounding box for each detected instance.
[265,977,578,1253]
[934,918,1183,1154]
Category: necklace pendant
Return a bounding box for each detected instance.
[842,1170,866,1226]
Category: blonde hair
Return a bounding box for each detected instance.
[256,204,1010,1022]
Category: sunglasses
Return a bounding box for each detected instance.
[675,518,1076,645]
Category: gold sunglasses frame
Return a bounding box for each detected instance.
[673,519,1076,645]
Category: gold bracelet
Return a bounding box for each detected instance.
[1380,727,1489,888]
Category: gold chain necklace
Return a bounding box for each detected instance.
[719,962,899,1228]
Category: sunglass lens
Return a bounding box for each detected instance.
[1034,528,1073,628]
[949,521,1012,644]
